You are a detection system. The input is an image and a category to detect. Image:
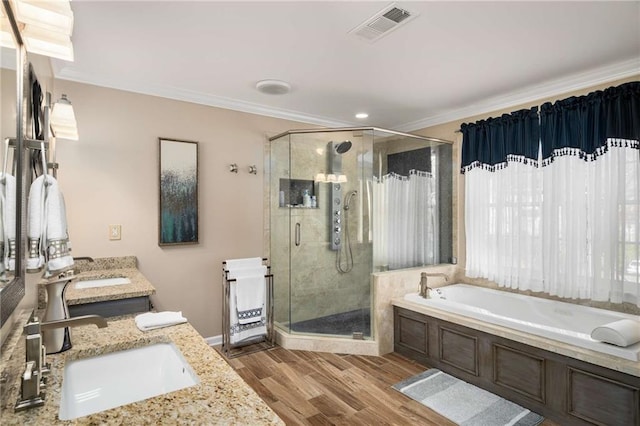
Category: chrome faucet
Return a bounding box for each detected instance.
[419,272,449,298]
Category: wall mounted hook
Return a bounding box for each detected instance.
[248,165,257,175]
[229,163,238,173]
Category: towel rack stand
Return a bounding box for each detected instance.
[221,258,275,358]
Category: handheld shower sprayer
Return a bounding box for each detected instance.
[344,190,358,210]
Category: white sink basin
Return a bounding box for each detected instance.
[59,342,199,420]
[75,277,131,289]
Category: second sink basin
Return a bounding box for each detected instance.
[59,342,199,420]
[75,277,131,289]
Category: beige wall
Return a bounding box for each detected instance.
[414,75,640,307]
[51,80,309,338]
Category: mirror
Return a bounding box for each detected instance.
[0,2,27,329]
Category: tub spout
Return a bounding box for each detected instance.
[419,272,449,298]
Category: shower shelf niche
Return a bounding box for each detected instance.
[278,178,317,208]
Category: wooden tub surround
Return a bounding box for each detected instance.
[394,306,640,426]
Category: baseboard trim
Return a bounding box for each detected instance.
[205,334,223,347]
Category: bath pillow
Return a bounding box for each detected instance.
[590,319,640,347]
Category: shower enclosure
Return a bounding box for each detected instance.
[267,128,452,341]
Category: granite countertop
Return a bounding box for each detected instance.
[38,257,155,309]
[392,297,640,378]
[0,314,283,425]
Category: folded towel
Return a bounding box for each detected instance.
[1,174,16,271]
[135,311,187,331]
[224,257,263,271]
[228,266,267,325]
[591,319,640,347]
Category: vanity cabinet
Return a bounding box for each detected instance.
[394,306,640,426]
[69,296,152,318]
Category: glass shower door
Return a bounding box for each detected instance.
[286,131,373,339]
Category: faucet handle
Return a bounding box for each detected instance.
[15,361,45,411]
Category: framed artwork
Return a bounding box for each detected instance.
[158,138,199,246]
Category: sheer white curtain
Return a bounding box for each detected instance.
[373,171,437,270]
[465,161,544,290]
[465,142,640,306]
[542,141,639,305]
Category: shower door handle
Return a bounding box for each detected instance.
[295,223,301,246]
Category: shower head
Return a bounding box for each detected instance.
[334,140,352,154]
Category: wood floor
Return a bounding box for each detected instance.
[224,346,558,425]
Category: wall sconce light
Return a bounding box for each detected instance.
[50,94,79,141]
[248,165,257,175]
[229,163,238,173]
[2,0,75,61]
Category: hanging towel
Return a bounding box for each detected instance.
[45,180,74,274]
[228,265,267,325]
[1,174,16,272]
[224,257,263,270]
[135,311,187,331]
[27,175,46,272]
[27,175,74,275]
[228,282,266,344]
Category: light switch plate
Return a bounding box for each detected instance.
[109,224,121,240]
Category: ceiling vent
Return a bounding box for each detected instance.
[349,3,418,43]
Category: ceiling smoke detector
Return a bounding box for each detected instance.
[349,3,418,43]
[256,79,291,95]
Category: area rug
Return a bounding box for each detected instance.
[393,369,544,426]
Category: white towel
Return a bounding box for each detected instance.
[224,257,263,271]
[27,175,46,272]
[135,311,187,331]
[45,182,74,274]
[27,175,74,275]
[228,283,266,344]
[591,319,640,347]
[228,266,267,325]
[1,174,15,272]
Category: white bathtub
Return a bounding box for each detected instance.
[404,284,640,362]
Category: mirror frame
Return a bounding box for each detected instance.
[0,0,28,328]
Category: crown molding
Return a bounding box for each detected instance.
[53,68,356,128]
[395,58,640,132]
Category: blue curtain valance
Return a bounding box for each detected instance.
[540,81,640,164]
[461,107,539,173]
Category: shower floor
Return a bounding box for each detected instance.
[290,308,371,337]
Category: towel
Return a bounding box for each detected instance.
[1,174,15,272]
[135,311,187,331]
[45,183,74,274]
[228,266,267,325]
[224,257,263,271]
[225,258,267,344]
[591,319,640,347]
[27,175,46,272]
[228,282,266,344]
[27,175,74,275]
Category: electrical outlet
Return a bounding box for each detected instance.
[109,224,121,240]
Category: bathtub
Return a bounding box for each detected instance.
[404,284,640,362]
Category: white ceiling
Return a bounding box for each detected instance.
[50,1,640,131]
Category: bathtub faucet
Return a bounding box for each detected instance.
[419,272,449,298]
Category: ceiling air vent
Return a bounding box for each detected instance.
[349,4,418,43]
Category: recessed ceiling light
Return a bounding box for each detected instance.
[355,112,369,119]
[256,79,291,95]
